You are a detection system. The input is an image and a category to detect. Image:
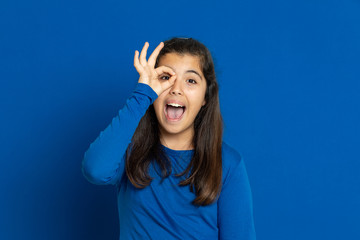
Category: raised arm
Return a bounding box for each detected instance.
[81,42,176,186]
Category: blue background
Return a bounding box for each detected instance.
[1,0,359,239]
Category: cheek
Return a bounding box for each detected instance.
[153,94,166,116]
[153,100,162,116]
[188,93,206,113]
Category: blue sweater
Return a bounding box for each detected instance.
[82,83,256,240]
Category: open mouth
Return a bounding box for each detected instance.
[164,103,186,121]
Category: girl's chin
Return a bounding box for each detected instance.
[159,124,183,135]
[158,121,194,137]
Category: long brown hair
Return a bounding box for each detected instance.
[125,37,223,206]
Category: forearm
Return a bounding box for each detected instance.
[81,83,158,185]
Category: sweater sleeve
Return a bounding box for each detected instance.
[81,83,158,186]
[218,153,257,240]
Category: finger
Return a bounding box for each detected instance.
[148,42,164,68]
[133,50,143,72]
[168,74,177,85]
[139,42,149,66]
[154,66,176,76]
[162,74,176,89]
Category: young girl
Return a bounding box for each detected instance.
[82,37,256,240]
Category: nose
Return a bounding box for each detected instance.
[169,78,183,96]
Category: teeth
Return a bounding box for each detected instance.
[167,103,184,107]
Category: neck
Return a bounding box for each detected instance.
[159,127,194,151]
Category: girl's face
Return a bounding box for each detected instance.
[153,53,207,144]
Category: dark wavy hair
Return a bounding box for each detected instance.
[125,37,223,206]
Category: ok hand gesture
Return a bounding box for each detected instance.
[134,42,176,96]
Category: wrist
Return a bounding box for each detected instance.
[134,83,159,101]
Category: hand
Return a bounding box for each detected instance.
[134,42,176,96]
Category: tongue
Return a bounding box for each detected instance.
[167,106,184,119]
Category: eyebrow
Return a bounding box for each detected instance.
[186,70,203,80]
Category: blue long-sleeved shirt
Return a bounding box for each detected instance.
[82,83,256,240]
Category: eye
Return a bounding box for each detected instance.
[159,75,170,80]
[187,79,197,84]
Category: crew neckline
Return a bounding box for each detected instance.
[160,144,194,156]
